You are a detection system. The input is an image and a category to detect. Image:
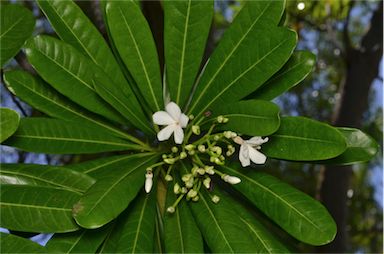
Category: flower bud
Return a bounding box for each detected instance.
[222,117,229,123]
[197,168,206,175]
[167,206,175,213]
[164,158,176,164]
[192,125,201,135]
[203,177,211,189]
[223,131,233,139]
[165,174,173,182]
[171,146,178,153]
[145,171,153,193]
[192,195,199,202]
[173,183,181,194]
[185,144,195,151]
[217,115,224,123]
[222,174,241,184]
[189,114,194,120]
[198,145,206,153]
[179,151,187,159]
[204,166,215,175]
[188,150,195,156]
[187,189,198,199]
[214,135,220,141]
[181,187,187,193]
[211,195,220,203]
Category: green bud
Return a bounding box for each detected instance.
[165,175,173,182]
[203,177,211,189]
[214,135,220,141]
[171,146,178,153]
[204,166,215,175]
[192,125,201,135]
[197,145,206,153]
[167,206,175,213]
[182,174,192,182]
[197,168,206,175]
[189,114,194,120]
[192,195,199,202]
[187,189,198,199]
[164,158,176,164]
[173,183,181,194]
[185,144,195,151]
[181,187,188,194]
[217,115,224,123]
[211,195,220,203]
[179,151,187,159]
[162,154,167,159]
[188,150,195,156]
[222,117,229,123]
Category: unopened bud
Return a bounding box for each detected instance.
[192,125,200,135]
[222,174,241,184]
[171,146,178,153]
[165,175,173,182]
[145,171,153,193]
[164,158,176,164]
[185,144,195,151]
[197,168,206,175]
[223,131,233,139]
[211,195,220,203]
[188,150,195,156]
[187,189,198,199]
[198,145,206,153]
[179,151,187,159]
[217,115,225,123]
[181,187,187,193]
[189,114,194,120]
[214,135,220,141]
[192,195,199,202]
[222,117,229,123]
[203,177,211,189]
[173,183,181,194]
[204,166,215,175]
[167,206,175,213]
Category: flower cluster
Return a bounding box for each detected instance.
[147,102,268,212]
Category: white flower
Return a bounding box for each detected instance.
[233,136,269,167]
[152,102,189,144]
[145,170,153,193]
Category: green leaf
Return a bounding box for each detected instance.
[0,4,35,67]
[153,208,164,253]
[93,73,155,135]
[46,226,111,253]
[4,118,142,154]
[0,164,95,193]
[101,191,157,253]
[221,165,337,245]
[1,185,80,232]
[72,154,159,229]
[0,232,47,253]
[189,188,261,253]
[106,0,163,112]
[3,70,141,142]
[0,108,19,142]
[66,154,145,179]
[187,1,293,117]
[206,100,280,136]
[25,35,125,124]
[263,116,347,160]
[318,127,379,165]
[164,179,203,253]
[164,0,214,107]
[248,51,316,100]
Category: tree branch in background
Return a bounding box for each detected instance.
[319,2,383,253]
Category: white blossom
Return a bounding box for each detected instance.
[222,174,241,184]
[152,102,188,144]
[145,170,153,193]
[233,136,268,167]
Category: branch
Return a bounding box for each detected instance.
[342,1,355,54]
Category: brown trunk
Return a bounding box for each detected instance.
[318,2,383,252]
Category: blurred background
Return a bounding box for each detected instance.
[1,0,382,253]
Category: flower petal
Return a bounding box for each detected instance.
[157,125,176,141]
[248,145,267,164]
[153,111,175,125]
[239,144,250,167]
[173,126,184,144]
[179,113,189,128]
[166,102,182,121]
[246,136,269,146]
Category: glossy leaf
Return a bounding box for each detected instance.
[189,189,261,253]
[153,209,164,253]
[248,51,316,100]
[187,1,293,117]
[0,4,35,66]
[318,127,379,165]
[1,185,80,232]
[206,100,280,136]
[164,0,214,107]
[93,73,154,135]
[0,232,47,253]
[164,178,203,253]
[25,35,125,124]
[101,191,157,253]
[46,226,111,253]
[0,108,19,142]
[106,0,163,112]
[217,188,290,253]
[4,118,141,154]
[221,165,337,245]
[72,154,159,229]
[0,164,95,193]
[3,70,140,142]
[263,116,347,160]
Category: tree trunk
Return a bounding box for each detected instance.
[318,2,383,252]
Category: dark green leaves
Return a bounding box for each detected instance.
[25,35,125,124]
[319,127,379,165]
[208,100,280,136]
[1,233,47,253]
[0,108,19,142]
[1,185,80,232]
[164,180,203,253]
[0,4,35,67]
[164,0,214,107]
[4,118,141,154]
[249,51,316,100]
[188,0,294,117]
[263,116,347,160]
[0,164,95,193]
[72,154,159,229]
[106,0,163,112]
[221,165,337,245]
